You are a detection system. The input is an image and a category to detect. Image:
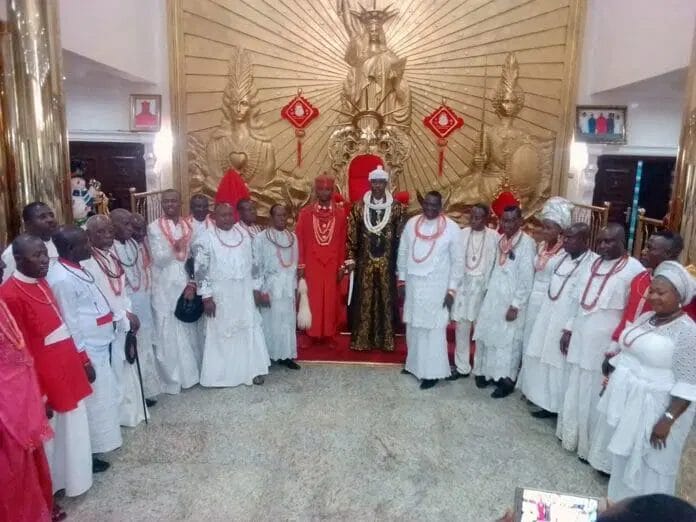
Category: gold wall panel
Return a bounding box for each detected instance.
[169,0,584,218]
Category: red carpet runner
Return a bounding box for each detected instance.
[296,329,459,365]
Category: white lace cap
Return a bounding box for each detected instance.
[654,260,696,305]
[539,196,573,229]
[368,165,389,182]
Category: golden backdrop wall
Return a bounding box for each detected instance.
[169,0,584,219]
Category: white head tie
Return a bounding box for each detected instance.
[654,260,696,305]
[539,196,573,230]
[368,165,389,182]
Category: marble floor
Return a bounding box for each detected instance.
[62,364,607,521]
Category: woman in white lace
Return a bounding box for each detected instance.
[520,197,572,347]
[593,260,696,500]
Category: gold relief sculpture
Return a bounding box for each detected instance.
[446,53,554,219]
[327,111,411,195]
[337,0,411,130]
[190,47,275,195]
[171,0,584,216]
[188,47,311,221]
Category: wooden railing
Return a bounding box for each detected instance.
[129,188,170,223]
[568,201,610,251]
[632,208,666,257]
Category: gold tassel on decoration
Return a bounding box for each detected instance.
[297,277,312,330]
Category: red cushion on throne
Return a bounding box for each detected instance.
[347,154,384,203]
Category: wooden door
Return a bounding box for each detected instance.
[592,155,676,226]
[69,142,146,211]
[593,156,636,225]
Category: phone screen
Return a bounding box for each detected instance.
[516,487,599,522]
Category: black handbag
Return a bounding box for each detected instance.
[174,257,204,323]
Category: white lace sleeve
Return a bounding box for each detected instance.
[147,222,175,268]
[483,229,498,288]
[564,259,590,332]
[447,224,464,290]
[671,318,696,401]
[511,235,536,309]
[251,234,264,292]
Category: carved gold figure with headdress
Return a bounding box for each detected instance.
[191,47,276,197]
[188,47,311,224]
[447,53,553,218]
[336,0,411,129]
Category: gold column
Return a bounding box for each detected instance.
[673,29,696,263]
[674,29,696,503]
[0,25,16,244]
[2,0,71,229]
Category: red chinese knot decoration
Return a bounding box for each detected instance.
[423,100,464,177]
[280,89,319,167]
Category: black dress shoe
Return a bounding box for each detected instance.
[530,409,557,419]
[92,457,111,473]
[401,368,411,375]
[420,379,438,390]
[145,398,157,408]
[280,359,301,370]
[252,375,265,385]
[491,383,515,399]
[475,375,490,388]
[446,369,471,381]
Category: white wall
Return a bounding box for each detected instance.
[565,0,695,202]
[582,0,695,94]
[60,0,173,191]
[59,0,164,84]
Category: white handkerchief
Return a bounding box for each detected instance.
[44,324,70,345]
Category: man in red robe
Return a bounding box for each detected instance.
[296,175,347,344]
[215,168,250,219]
[0,253,54,522]
[0,235,94,501]
[609,231,694,350]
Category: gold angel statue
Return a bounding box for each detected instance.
[190,47,276,197]
[189,47,310,223]
[447,53,553,217]
[336,0,411,129]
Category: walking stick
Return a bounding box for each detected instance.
[127,331,149,424]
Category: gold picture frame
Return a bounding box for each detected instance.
[575,105,627,144]
[130,94,162,132]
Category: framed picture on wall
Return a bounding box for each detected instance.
[575,105,627,144]
[130,94,162,132]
